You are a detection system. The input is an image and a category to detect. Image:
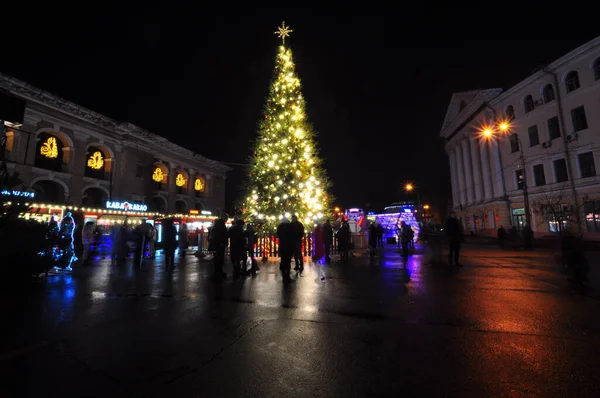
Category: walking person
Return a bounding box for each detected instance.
[322,219,333,264]
[148,225,157,258]
[245,223,259,274]
[445,211,464,267]
[337,220,351,263]
[229,219,246,279]
[369,221,378,257]
[497,225,506,249]
[277,217,294,283]
[162,219,177,271]
[399,221,412,259]
[210,218,228,280]
[290,215,305,273]
[81,221,95,265]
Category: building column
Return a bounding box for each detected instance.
[455,145,467,206]
[470,139,483,202]
[491,141,505,198]
[449,150,459,208]
[480,140,493,200]
[461,139,474,204]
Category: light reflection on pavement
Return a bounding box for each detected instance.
[2,245,600,397]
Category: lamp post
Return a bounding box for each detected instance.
[404,182,421,217]
[481,120,532,230]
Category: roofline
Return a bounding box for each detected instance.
[0,72,232,173]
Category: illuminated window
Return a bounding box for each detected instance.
[176,173,187,187]
[35,133,64,171]
[152,167,164,182]
[40,136,58,158]
[87,151,104,170]
[195,177,205,192]
[4,131,14,152]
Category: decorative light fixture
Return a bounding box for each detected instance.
[175,173,186,187]
[194,177,204,192]
[87,151,104,169]
[152,167,164,182]
[40,137,58,158]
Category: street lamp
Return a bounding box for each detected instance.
[479,119,532,230]
[403,182,421,215]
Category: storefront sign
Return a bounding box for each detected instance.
[1,190,35,198]
[105,201,148,212]
[201,210,212,215]
[189,209,199,215]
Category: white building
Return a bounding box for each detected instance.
[440,36,600,238]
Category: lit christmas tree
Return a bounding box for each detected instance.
[242,22,330,230]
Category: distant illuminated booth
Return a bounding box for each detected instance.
[154,210,217,244]
[367,204,420,243]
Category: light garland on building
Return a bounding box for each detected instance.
[242,24,330,230]
[194,177,204,191]
[175,173,186,187]
[152,167,164,182]
[87,151,104,169]
[40,136,58,158]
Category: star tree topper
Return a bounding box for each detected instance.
[274,21,293,43]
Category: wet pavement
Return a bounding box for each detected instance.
[3,245,600,397]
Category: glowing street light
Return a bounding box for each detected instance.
[423,204,430,210]
[404,183,414,192]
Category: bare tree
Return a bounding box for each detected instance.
[531,183,581,236]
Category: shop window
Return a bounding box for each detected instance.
[584,201,600,233]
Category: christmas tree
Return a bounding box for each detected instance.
[242,23,330,230]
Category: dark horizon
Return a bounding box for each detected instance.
[2,6,598,215]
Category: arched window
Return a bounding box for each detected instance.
[35,132,65,171]
[152,163,168,191]
[81,187,108,207]
[523,95,534,113]
[565,71,580,93]
[593,58,600,81]
[151,196,167,213]
[175,170,189,194]
[175,200,187,213]
[505,105,515,121]
[31,179,65,202]
[84,146,111,180]
[194,176,205,197]
[542,84,555,103]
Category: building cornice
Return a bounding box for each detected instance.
[489,36,600,106]
[440,89,502,140]
[0,73,232,174]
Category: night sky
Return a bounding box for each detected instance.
[2,5,598,214]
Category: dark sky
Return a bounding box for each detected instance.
[2,4,598,213]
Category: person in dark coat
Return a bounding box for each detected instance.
[322,219,334,263]
[290,215,305,273]
[210,218,229,279]
[497,225,507,249]
[444,211,464,266]
[245,223,259,274]
[277,218,294,282]
[162,219,177,271]
[229,219,246,278]
[336,221,351,262]
[369,222,378,256]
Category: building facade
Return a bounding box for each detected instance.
[440,37,600,238]
[0,73,230,215]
